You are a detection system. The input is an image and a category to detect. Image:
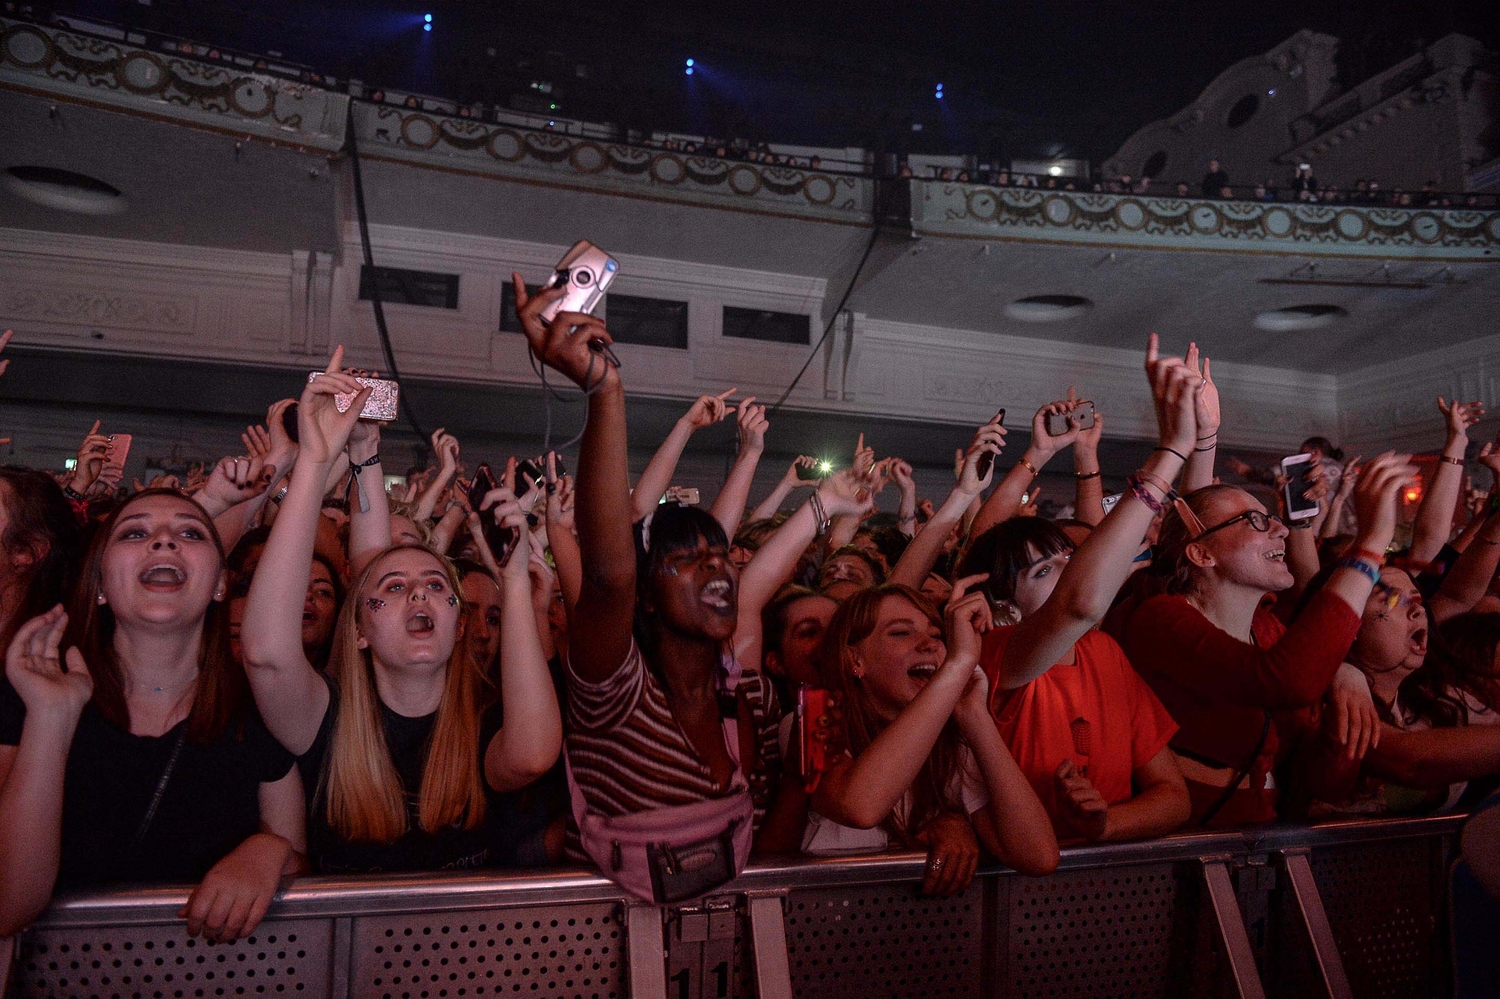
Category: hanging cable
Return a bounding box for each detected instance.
[344,101,428,443]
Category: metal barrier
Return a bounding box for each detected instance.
[1,815,1462,999]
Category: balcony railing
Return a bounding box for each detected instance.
[1,815,1462,998]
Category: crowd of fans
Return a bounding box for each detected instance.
[4,285,1500,945]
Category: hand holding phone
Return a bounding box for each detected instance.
[976,409,1006,480]
[468,463,518,558]
[1281,452,1320,521]
[306,372,400,422]
[1046,400,1095,437]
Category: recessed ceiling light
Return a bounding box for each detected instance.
[3,165,126,215]
[1004,295,1093,322]
[1254,304,1347,331]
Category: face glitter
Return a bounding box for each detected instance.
[366,598,386,612]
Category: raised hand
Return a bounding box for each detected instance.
[683,389,737,430]
[959,421,1006,494]
[1351,452,1419,555]
[1336,456,1362,500]
[1144,333,1201,456]
[432,427,460,470]
[296,346,371,466]
[1185,342,1220,439]
[198,455,275,515]
[5,606,93,722]
[816,468,877,521]
[1053,759,1109,841]
[0,328,12,379]
[1031,399,1080,455]
[68,420,110,496]
[735,396,769,453]
[943,574,993,700]
[782,455,819,487]
[1438,396,1484,441]
[241,424,272,467]
[853,433,875,478]
[263,399,300,476]
[511,272,616,390]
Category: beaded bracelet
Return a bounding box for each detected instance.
[1337,557,1381,585]
[1135,468,1175,498]
[1126,473,1176,515]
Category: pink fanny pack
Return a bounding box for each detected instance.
[565,714,754,904]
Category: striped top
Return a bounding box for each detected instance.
[564,641,781,860]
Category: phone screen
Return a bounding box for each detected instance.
[1282,453,1320,519]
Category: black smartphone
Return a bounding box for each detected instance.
[516,459,545,500]
[468,463,517,558]
[976,409,1005,479]
[282,401,299,444]
[796,460,826,482]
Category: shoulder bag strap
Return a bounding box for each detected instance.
[1197,712,1271,828]
[130,727,188,851]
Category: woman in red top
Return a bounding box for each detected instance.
[1121,452,1415,826]
[980,335,1196,842]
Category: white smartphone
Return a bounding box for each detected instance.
[1281,452,1320,521]
[540,240,619,322]
[1101,492,1122,515]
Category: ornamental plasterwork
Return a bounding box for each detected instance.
[353,104,871,221]
[0,18,345,149]
[919,184,1500,258]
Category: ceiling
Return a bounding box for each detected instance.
[0,88,340,254]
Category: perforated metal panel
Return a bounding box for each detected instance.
[783,880,982,998]
[14,918,334,998]
[347,902,623,999]
[1006,862,1191,998]
[1310,838,1448,999]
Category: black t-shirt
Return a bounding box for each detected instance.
[0,677,295,888]
[296,675,505,873]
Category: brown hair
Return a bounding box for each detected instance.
[815,583,962,842]
[1403,612,1500,728]
[0,468,83,654]
[67,489,245,745]
[1154,484,1244,595]
[323,544,485,844]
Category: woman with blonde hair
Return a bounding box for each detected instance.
[242,348,561,871]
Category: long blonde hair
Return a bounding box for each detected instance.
[323,544,485,843]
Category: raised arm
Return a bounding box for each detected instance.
[1181,344,1220,493]
[1320,455,1361,539]
[412,428,460,524]
[750,455,816,522]
[240,348,367,754]
[543,455,583,614]
[1429,505,1500,623]
[999,335,1196,689]
[970,399,1078,539]
[512,274,633,684]
[731,471,873,669]
[0,608,94,936]
[1072,405,1107,526]
[470,493,563,791]
[889,419,1004,590]
[631,390,734,520]
[709,397,768,538]
[1411,397,1482,564]
[344,410,390,580]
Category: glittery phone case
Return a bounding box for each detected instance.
[306,372,400,422]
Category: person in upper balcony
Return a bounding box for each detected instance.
[1200,159,1229,198]
[1290,163,1317,199]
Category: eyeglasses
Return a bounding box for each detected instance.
[1196,509,1284,540]
[1371,580,1422,613]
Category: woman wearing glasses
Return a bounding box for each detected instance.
[1121,453,1416,826]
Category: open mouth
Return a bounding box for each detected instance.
[302,609,316,623]
[1410,626,1428,655]
[139,563,186,590]
[700,578,733,611]
[406,612,436,636]
[1265,549,1286,563]
[907,662,939,682]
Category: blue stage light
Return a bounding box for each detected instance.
[423,22,431,31]
[424,12,432,21]
[935,82,944,99]
[686,58,694,67]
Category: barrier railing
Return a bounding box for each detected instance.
[1,814,1462,998]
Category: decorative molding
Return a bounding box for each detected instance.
[350,103,871,223]
[0,17,345,149]
[915,183,1500,257]
[1,285,196,333]
[1340,333,1500,452]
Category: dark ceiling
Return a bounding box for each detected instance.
[39,0,1500,164]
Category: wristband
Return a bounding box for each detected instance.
[272,486,289,503]
[1354,547,1386,566]
[1019,457,1040,479]
[1440,456,1465,466]
[1153,445,1188,462]
[1336,557,1381,585]
[1075,470,1101,480]
[1288,519,1312,530]
[1135,469,1175,498]
[62,484,86,502]
[1126,473,1177,515]
[809,491,831,534]
[346,453,382,514]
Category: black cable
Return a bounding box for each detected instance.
[766,186,884,416]
[344,101,428,444]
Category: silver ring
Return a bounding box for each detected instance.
[930,858,944,870]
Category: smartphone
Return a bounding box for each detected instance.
[515,459,545,500]
[102,433,132,479]
[281,401,300,444]
[795,462,824,482]
[976,408,1005,479]
[663,486,701,506]
[468,463,517,558]
[306,372,400,422]
[796,687,835,789]
[540,240,619,323]
[1046,400,1095,437]
[1101,492,1122,515]
[1281,452,1320,521]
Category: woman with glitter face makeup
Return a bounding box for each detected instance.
[241,348,561,872]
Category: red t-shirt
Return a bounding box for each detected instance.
[982,627,1178,838]
[1119,590,1359,826]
